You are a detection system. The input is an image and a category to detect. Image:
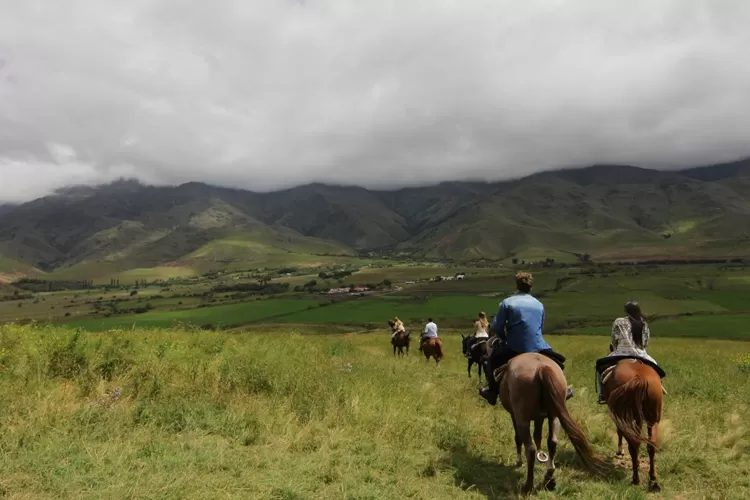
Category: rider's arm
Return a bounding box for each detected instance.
[490,301,507,337]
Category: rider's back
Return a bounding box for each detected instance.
[498,293,551,353]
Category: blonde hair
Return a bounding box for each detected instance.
[515,272,533,293]
[478,311,489,329]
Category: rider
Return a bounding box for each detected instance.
[464,312,490,357]
[475,312,490,339]
[391,316,406,339]
[420,317,438,348]
[595,301,661,404]
[478,271,573,405]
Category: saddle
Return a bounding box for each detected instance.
[596,355,666,378]
[600,359,668,395]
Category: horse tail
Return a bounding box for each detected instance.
[607,373,658,448]
[538,365,606,475]
[435,339,444,360]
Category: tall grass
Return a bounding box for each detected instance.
[0,323,748,498]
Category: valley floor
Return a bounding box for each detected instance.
[0,325,748,499]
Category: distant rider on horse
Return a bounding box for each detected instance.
[391,316,406,339]
[595,301,665,404]
[463,312,489,357]
[479,271,573,405]
[419,317,439,350]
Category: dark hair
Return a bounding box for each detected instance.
[625,301,645,347]
[428,317,433,322]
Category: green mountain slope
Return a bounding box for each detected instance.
[1,158,749,276]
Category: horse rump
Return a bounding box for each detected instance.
[606,373,659,449]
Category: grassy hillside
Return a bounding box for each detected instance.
[0,324,748,498]
[1,158,750,278]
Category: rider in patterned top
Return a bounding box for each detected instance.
[596,301,659,403]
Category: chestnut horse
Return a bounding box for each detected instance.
[387,320,410,357]
[602,359,664,492]
[494,352,605,493]
[420,337,444,364]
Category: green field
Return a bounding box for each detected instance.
[4,263,750,344]
[64,299,320,331]
[0,324,748,499]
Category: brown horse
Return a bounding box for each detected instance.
[495,352,605,493]
[602,359,663,492]
[420,337,444,364]
[387,320,410,356]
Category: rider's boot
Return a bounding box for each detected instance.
[596,370,606,404]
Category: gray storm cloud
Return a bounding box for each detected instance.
[1,0,749,202]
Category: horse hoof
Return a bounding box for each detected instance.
[544,477,557,491]
[649,481,661,493]
[536,451,549,463]
[616,451,624,457]
[521,484,533,495]
[515,460,523,468]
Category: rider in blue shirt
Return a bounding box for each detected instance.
[479,271,573,405]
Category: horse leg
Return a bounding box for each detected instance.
[478,357,483,379]
[647,424,661,492]
[533,417,544,454]
[518,419,536,494]
[467,358,473,378]
[543,416,561,491]
[616,430,624,457]
[628,435,641,486]
[510,414,523,467]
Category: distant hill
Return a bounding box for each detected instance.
[1,157,749,277]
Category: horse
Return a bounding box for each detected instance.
[601,358,664,492]
[461,334,488,378]
[420,336,444,364]
[387,320,410,357]
[494,351,606,493]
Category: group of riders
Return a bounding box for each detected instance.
[390,271,665,405]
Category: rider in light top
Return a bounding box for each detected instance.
[464,312,490,357]
[474,312,490,338]
[424,318,438,339]
[391,316,406,339]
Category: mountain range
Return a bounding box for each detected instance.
[1,158,750,279]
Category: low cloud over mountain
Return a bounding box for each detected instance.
[1,0,750,201]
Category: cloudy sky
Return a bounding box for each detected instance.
[1,0,749,202]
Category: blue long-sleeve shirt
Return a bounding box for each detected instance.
[490,292,552,353]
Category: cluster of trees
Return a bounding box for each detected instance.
[211,282,290,295]
[14,278,94,292]
[317,270,354,280]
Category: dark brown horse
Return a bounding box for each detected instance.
[602,359,664,492]
[420,337,444,364]
[495,352,605,493]
[461,334,488,378]
[387,320,410,356]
